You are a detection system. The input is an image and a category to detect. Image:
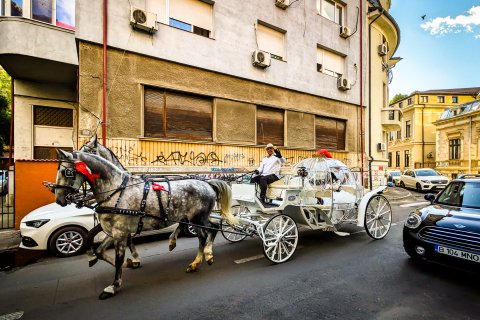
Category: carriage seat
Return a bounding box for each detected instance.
[266,179,286,200]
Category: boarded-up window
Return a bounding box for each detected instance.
[257,107,284,146]
[34,106,73,127]
[144,88,213,141]
[315,116,346,150]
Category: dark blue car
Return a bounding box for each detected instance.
[403,175,480,271]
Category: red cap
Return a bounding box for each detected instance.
[315,149,332,158]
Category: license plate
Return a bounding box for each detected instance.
[435,245,480,263]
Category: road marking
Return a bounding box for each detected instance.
[234,246,304,264]
[0,311,24,320]
[400,202,429,208]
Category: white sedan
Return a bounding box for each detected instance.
[399,168,449,192]
[20,203,182,258]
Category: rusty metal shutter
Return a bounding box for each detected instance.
[336,120,346,150]
[257,106,284,146]
[316,117,337,149]
[144,88,165,138]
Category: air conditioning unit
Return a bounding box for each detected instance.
[378,43,388,56]
[337,76,351,91]
[275,0,290,9]
[377,142,387,151]
[339,26,351,38]
[130,7,158,34]
[252,50,271,69]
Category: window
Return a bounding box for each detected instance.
[56,0,75,29]
[420,96,428,103]
[169,0,213,38]
[389,132,394,141]
[405,120,411,138]
[318,0,344,25]
[315,117,346,150]
[396,130,401,140]
[11,0,22,16]
[395,151,400,167]
[404,150,410,167]
[388,110,395,120]
[452,96,458,103]
[257,107,284,146]
[437,96,445,103]
[407,98,413,105]
[317,47,345,77]
[144,88,213,141]
[399,102,403,108]
[388,152,392,167]
[33,106,73,159]
[257,22,286,60]
[32,0,53,23]
[449,139,461,160]
[1,0,4,15]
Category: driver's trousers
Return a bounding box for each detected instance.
[250,174,279,202]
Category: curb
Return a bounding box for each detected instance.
[0,230,21,253]
[383,188,412,201]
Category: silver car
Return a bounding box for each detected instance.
[400,168,449,192]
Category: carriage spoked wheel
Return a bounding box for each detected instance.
[262,214,299,264]
[221,205,248,243]
[364,194,392,240]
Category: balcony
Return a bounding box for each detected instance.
[381,108,401,131]
[0,17,78,83]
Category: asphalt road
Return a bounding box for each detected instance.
[1,190,479,320]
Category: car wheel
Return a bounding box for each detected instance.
[183,223,198,237]
[416,183,423,193]
[400,181,405,188]
[48,226,88,258]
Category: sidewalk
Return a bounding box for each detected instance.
[0,229,21,252]
[382,186,411,201]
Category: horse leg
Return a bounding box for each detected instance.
[203,225,218,266]
[168,225,182,251]
[86,224,103,267]
[99,237,127,300]
[94,237,116,267]
[124,235,141,268]
[186,229,206,273]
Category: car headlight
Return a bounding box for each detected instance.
[420,180,429,183]
[25,219,50,228]
[404,213,421,229]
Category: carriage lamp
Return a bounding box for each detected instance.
[25,219,50,228]
[404,213,421,229]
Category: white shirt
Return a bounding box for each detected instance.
[257,155,285,177]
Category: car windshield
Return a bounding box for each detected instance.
[415,169,439,177]
[436,182,480,209]
[390,172,401,176]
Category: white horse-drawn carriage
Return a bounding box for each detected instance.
[217,155,392,264]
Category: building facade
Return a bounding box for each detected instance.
[387,88,480,172]
[434,99,480,179]
[1,0,400,180]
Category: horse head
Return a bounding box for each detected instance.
[80,134,126,171]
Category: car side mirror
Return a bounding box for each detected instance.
[424,193,435,204]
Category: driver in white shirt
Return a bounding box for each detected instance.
[250,143,285,204]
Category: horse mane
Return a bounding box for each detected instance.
[73,151,127,178]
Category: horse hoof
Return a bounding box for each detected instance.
[207,258,214,265]
[99,291,114,300]
[169,244,176,251]
[132,262,141,269]
[186,265,197,273]
[89,258,98,267]
[125,258,141,268]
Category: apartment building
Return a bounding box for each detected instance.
[0,0,400,180]
[387,87,480,171]
[434,99,480,179]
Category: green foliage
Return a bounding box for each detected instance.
[0,66,11,152]
[389,93,408,105]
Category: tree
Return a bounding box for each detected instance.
[0,66,11,152]
[389,93,407,105]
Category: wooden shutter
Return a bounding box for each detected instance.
[316,117,337,149]
[257,107,284,146]
[165,91,212,141]
[336,120,346,150]
[144,88,165,138]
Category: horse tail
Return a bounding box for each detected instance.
[207,179,239,226]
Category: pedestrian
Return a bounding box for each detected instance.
[250,143,285,204]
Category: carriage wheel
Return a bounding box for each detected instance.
[221,205,248,243]
[262,214,298,264]
[364,195,392,240]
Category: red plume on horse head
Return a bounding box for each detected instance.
[315,149,332,158]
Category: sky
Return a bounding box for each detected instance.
[388,0,480,100]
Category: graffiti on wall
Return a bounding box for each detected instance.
[151,151,223,166]
[112,146,148,165]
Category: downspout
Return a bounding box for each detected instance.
[469,116,472,173]
[359,0,364,186]
[422,104,425,167]
[102,0,108,145]
[368,8,384,190]
[8,78,14,167]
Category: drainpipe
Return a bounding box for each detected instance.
[8,78,14,167]
[469,116,472,173]
[368,8,384,190]
[359,0,364,186]
[102,0,108,145]
[422,104,425,167]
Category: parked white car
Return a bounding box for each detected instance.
[386,170,402,186]
[399,168,449,192]
[20,203,180,258]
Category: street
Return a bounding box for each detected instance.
[0,190,479,320]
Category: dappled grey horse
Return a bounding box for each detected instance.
[54,149,238,299]
[80,135,188,268]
